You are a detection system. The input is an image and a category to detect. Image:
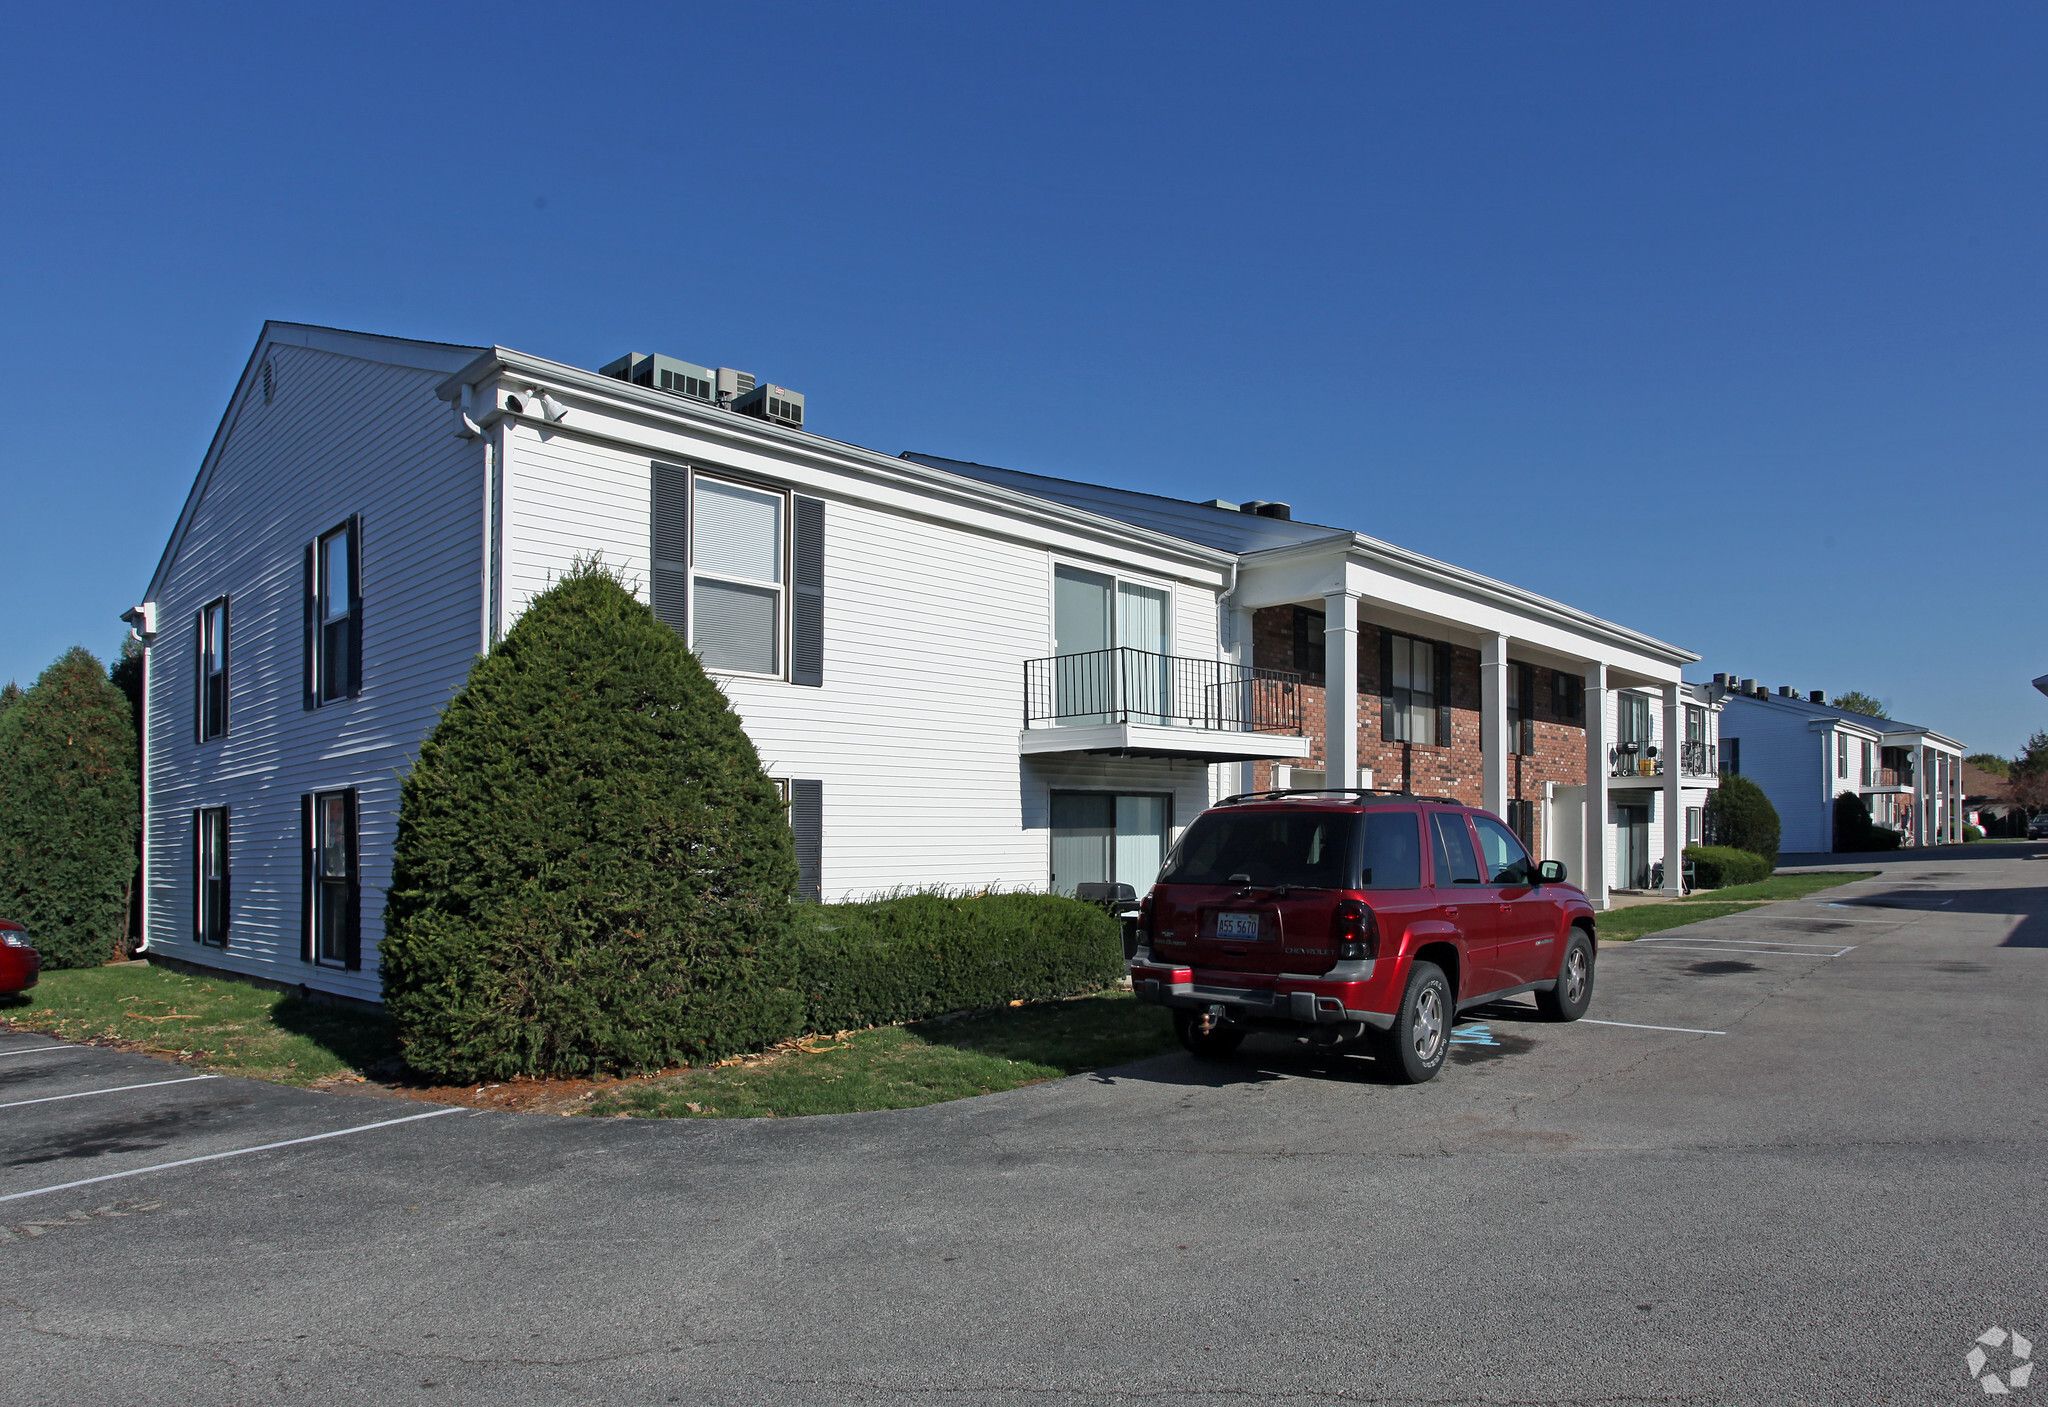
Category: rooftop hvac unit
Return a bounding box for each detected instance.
[598,353,716,404]
[716,367,756,405]
[733,382,805,428]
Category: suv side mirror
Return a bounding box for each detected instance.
[1536,859,1567,885]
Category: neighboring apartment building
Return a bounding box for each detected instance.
[1709,676,1966,852]
[125,323,1703,1004]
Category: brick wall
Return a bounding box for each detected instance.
[1249,606,1588,856]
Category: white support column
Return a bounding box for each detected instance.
[1917,744,1930,845]
[1660,683,1684,894]
[1324,591,1359,791]
[1480,633,1510,817]
[1583,662,1609,911]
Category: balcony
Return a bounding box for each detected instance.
[1680,739,1718,778]
[1021,648,1313,763]
[1610,740,1663,780]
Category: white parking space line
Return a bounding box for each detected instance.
[1635,941,1856,958]
[0,1106,462,1205]
[0,1047,71,1058]
[0,1075,218,1110]
[1581,1018,1727,1035]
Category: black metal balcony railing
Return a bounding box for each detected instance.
[1611,741,1663,779]
[1680,739,1718,778]
[1024,648,1302,733]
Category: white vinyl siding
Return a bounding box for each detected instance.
[145,336,484,1003]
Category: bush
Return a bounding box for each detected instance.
[1684,845,1771,889]
[380,562,801,1083]
[791,891,1124,1033]
[1963,823,1985,842]
[1705,775,1780,865]
[1831,791,1904,852]
[0,648,139,969]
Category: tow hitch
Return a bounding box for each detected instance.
[1191,1003,1228,1037]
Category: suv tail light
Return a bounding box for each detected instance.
[1330,899,1378,961]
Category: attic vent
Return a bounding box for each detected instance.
[261,359,274,404]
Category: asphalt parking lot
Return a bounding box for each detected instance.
[5,850,2045,1406]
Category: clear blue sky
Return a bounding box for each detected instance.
[2,3,2042,752]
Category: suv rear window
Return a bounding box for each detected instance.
[1161,811,1358,888]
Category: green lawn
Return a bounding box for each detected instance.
[1599,870,1878,942]
[586,990,1176,1119]
[0,962,396,1084]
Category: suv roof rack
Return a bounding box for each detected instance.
[1216,787,1463,806]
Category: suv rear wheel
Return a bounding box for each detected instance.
[1377,960,1451,1084]
[1173,1009,1246,1059]
[1536,929,1594,1021]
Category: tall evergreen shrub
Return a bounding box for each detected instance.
[380,563,801,1081]
[0,648,140,968]
[1705,773,1780,866]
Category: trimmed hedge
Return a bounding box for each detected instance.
[1706,775,1780,866]
[790,892,1124,1033]
[1964,823,1985,842]
[1832,791,1904,853]
[381,563,801,1082]
[1684,845,1771,889]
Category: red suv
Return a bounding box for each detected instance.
[1129,789,1596,1083]
[0,919,39,996]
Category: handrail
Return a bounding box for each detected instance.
[1023,647,1302,733]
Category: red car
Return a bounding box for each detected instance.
[1130,789,1597,1084]
[0,920,40,996]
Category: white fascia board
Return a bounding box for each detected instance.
[444,349,1235,589]
[141,322,487,605]
[1233,535,1695,679]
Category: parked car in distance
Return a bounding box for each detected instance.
[0,920,40,996]
[2030,814,2048,841]
[1129,789,1597,1084]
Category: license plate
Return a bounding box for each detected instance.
[1215,912,1261,939]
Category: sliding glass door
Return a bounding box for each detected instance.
[1050,791,1170,895]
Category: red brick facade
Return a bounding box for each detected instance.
[1249,606,1588,856]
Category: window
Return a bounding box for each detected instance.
[1291,607,1326,682]
[198,597,229,740]
[1508,663,1536,754]
[1159,806,1354,889]
[1837,733,1849,779]
[305,789,357,968]
[1721,737,1740,775]
[692,477,784,675]
[1685,705,1708,745]
[1052,791,1171,894]
[1552,670,1585,722]
[1860,740,1875,787]
[195,807,229,947]
[1051,565,1172,724]
[1429,811,1482,885]
[307,519,360,706]
[1617,692,1652,748]
[1686,806,1703,845]
[1472,814,1534,885]
[1506,797,1534,849]
[1359,810,1423,889]
[1383,632,1439,746]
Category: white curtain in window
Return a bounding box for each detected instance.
[1390,636,1436,745]
[1115,795,1167,888]
[1117,583,1169,722]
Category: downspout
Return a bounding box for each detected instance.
[454,384,498,653]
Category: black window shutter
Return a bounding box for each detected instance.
[219,806,231,949]
[345,515,363,698]
[300,794,315,962]
[342,789,362,970]
[651,464,689,637]
[790,779,822,903]
[194,610,207,744]
[1379,630,1396,742]
[792,496,824,686]
[1435,643,1453,746]
[302,544,316,711]
[191,807,202,943]
[219,596,230,737]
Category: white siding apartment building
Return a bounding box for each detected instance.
[126,323,1704,1004]
[1709,676,1965,853]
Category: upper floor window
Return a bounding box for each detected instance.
[1508,662,1536,754]
[1837,733,1849,778]
[197,597,229,740]
[693,477,785,676]
[1685,705,1709,744]
[1383,632,1440,746]
[306,518,361,707]
[1860,739,1875,787]
[1551,669,1584,722]
[1617,692,1653,748]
